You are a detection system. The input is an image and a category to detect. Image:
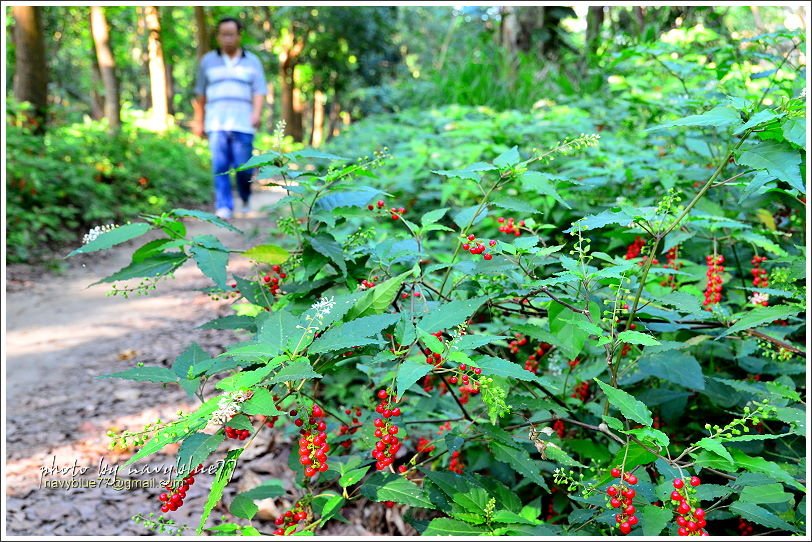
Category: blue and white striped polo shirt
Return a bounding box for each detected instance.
[195,48,267,134]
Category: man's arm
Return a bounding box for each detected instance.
[251,94,263,130]
[192,95,206,137]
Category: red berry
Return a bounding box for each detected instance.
[673,478,685,489]
[629,515,638,526]
[312,404,324,418]
[678,527,688,536]
[467,234,476,241]
[384,500,395,508]
[671,490,684,501]
[610,498,622,508]
[483,253,493,260]
[611,468,622,478]
[694,508,705,519]
[690,476,701,487]
[398,465,408,473]
[619,522,631,535]
[391,407,401,417]
[160,504,170,513]
[607,486,619,497]
[625,474,638,485]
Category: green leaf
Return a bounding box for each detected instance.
[172,208,242,233]
[624,427,670,448]
[308,313,400,355]
[421,208,449,226]
[633,351,705,391]
[339,466,370,488]
[317,494,345,525]
[347,270,413,319]
[240,479,286,500]
[173,343,210,379]
[729,502,796,532]
[219,343,279,363]
[176,432,225,476]
[566,209,632,233]
[433,162,497,181]
[360,473,435,509]
[453,205,489,229]
[257,310,301,355]
[267,358,322,384]
[68,222,153,257]
[417,328,445,354]
[309,234,346,276]
[737,141,803,193]
[729,449,804,491]
[473,356,537,382]
[781,118,805,148]
[396,358,433,399]
[718,305,801,337]
[198,315,256,331]
[617,330,661,346]
[98,365,178,383]
[289,148,347,162]
[96,252,187,284]
[520,171,571,209]
[695,438,735,464]
[215,359,283,391]
[190,236,229,290]
[493,146,520,168]
[595,379,653,426]
[123,396,221,467]
[241,388,281,416]
[640,505,673,536]
[417,296,489,334]
[740,483,791,505]
[229,494,258,520]
[423,518,487,536]
[488,441,548,489]
[314,187,381,211]
[734,109,783,135]
[648,105,742,131]
[242,244,290,265]
[197,448,243,534]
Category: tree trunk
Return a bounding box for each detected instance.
[279,26,305,141]
[12,6,48,134]
[89,42,105,121]
[90,6,120,131]
[194,6,209,59]
[585,6,605,60]
[144,6,168,128]
[162,6,175,116]
[327,97,341,141]
[309,89,325,147]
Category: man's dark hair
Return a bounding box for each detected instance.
[217,17,243,33]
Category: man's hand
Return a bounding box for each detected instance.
[191,120,205,138]
[251,111,262,130]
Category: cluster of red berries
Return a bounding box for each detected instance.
[296,404,330,478]
[750,255,769,297]
[461,233,496,260]
[416,437,436,454]
[265,415,280,428]
[703,255,725,307]
[371,389,403,471]
[262,265,286,296]
[367,199,407,220]
[336,407,363,449]
[360,278,377,289]
[449,450,464,474]
[737,518,754,536]
[422,330,446,365]
[571,381,591,402]
[660,245,681,288]
[158,464,203,513]
[625,237,659,265]
[608,468,640,535]
[448,363,482,403]
[224,425,251,440]
[401,290,422,299]
[496,216,524,236]
[671,476,708,536]
[507,333,553,374]
[420,374,446,395]
[553,419,566,438]
[272,501,308,536]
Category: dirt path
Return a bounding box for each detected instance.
[4,187,293,535]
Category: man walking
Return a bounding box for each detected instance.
[193,16,267,219]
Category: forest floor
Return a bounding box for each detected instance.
[4,184,413,536]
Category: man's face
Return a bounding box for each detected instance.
[216,21,241,53]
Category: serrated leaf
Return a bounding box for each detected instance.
[640,505,673,536]
[624,427,670,448]
[595,379,653,426]
[648,105,742,131]
[309,234,346,276]
[240,479,286,500]
[737,140,803,193]
[781,118,805,148]
[99,365,178,383]
[423,518,487,535]
[718,305,801,337]
[433,162,497,181]
[176,432,225,476]
[740,483,791,505]
[68,222,153,257]
[347,270,412,319]
[173,343,211,379]
[633,351,705,391]
[197,448,243,534]
[95,252,187,284]
[215,358,284,391]
[242,244,290,265]
[267,358,322,384]
[229,494,258,520]
[493,146,520,168]
[488,441,548,489]
[172,208,242,233]
[453,205,488,229]
[696,437,735,463]
[191,236,229,290]
[240,388,281,416]
[520,171,571,209]
[421,208,449,226]
[417,296,489,334]
[308,313,399,355]
[729,501,796,532]
[474,356,537,381]
[339,466,370,488]
[360,473,435,508]
[617,330,661,346]
[396,359,433,399]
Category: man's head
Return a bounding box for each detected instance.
[216,17,242,55]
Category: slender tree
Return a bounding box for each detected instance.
[90,6,120,131]
[12,6,48,134]
[144,6,169,128]
[194,6,210,59]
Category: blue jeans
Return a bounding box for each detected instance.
[209,130,254,212]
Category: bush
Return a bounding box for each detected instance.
[5,102,211,263]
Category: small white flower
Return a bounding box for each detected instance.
[82,223,118,245]
[311,296,336,320]
[750,292,770,306]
